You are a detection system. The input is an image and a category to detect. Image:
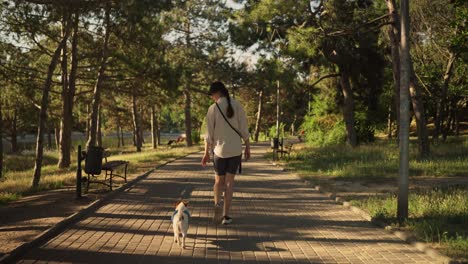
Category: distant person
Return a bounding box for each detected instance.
[201,81,250,225]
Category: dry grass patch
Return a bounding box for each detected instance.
[0,144,201,204]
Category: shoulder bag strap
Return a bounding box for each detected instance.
[215,102,243,139]
[215,102,243,174]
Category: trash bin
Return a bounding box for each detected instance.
[84,146,104,175]
[271,137,279,149]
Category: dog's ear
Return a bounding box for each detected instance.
[173,200,181,208]
[182,200,189,207]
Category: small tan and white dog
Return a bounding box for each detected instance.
[172,200,190,249]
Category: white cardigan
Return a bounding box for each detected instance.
[205,97,250,158]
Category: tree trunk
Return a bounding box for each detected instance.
[131,94,142,152]
[58,12,79,168]
[86,5,110,149]
[58,15,70,168]
[55,126,60,150]
[291,115,297,136]
[0,98,3,179]
[434,52,456,140]
[47,128,53,149]
[116,118,121,148]
[156,114,161,146]
[397,0,411,222]
[387,104,393,139]
[442,110,452,141]
[86,103,90,140]
[140,107,145,145]
[450,101,457,133]
[120,125,125,146]
[183,89,193,146]
[151,105,157,149]
[254,88,263,142]
[276,80,280,138]
[386,0,401,140]
[409,72,430,157]
[32,21,71,188]
[454,101,460,136]
[97,107,102,147]
[11,109,18,153]
[442,99,456,141]
[183,6,193,147]
[340,70,357,147]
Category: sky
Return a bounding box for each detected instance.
[1,0,261,68]
[224,0,262,68]
[225,0,245,10]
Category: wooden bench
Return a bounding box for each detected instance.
[83,150,129,192]
[276,143,294,159]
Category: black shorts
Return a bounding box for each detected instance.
[213,155,241,176]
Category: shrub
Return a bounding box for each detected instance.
[191,130,201,144]
[268,122,287,139]
[301,113,346,146]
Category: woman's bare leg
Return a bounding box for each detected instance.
[214,175,225,205]
[224,173,235,216]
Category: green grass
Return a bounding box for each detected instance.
[0,142,201,204]
[350,186,468,260]
[280,136,468,261]
[287,137,468,180]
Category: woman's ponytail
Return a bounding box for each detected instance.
[226,93,234,118]
[210,81,234,118]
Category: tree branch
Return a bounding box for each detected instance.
[308,73,340,88]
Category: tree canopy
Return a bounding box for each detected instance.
[0,0,466,187]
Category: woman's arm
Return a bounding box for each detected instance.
[237,101,251,161]
[202,139,211,166]
[244,138,251,161]
[202,106,214,166]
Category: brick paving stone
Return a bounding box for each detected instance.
[17,143,442,263]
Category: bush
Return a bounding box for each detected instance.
[299,88,346,147]
[301,113,346,146]
[268,122,287,139]
[355,111,376,144]
[192,130,201,144]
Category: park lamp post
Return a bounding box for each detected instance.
[276,80,280,139]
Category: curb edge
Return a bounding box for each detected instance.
[269,160,456,264]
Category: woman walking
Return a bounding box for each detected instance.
[201,81,250,225]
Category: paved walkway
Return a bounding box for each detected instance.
[18,144,438,264]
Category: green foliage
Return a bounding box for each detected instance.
[288,136,468,180]
[301,113,346,147]
[191,129,201,145]
[354,111,376,144]
[287,27,322,60]
[351,186,468,260]
[285,136,468,260]
[300,86,346,147]
[268,122,285,138]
